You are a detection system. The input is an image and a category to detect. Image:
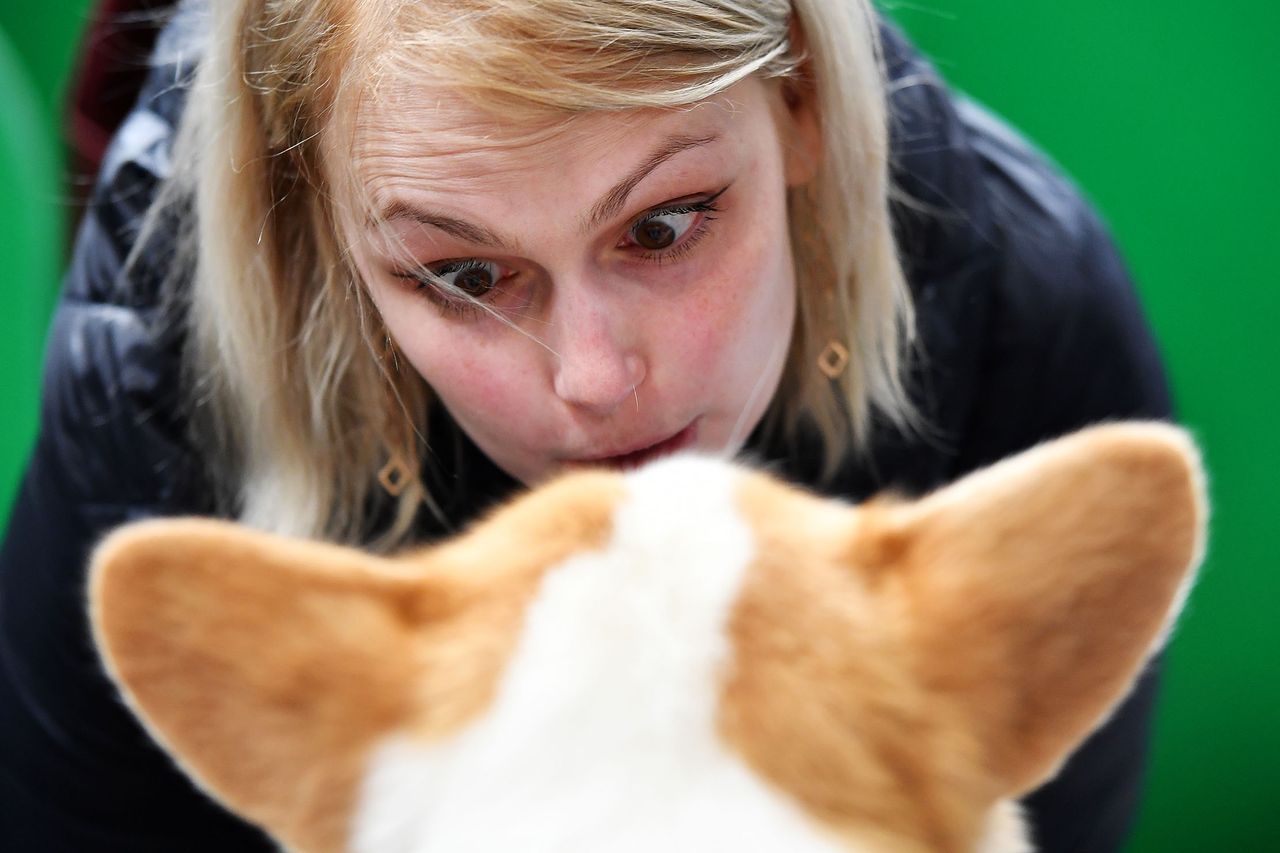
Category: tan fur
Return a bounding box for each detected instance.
[393,470,624,739]
[727,474,991,853]
[890,423,1204,796]
[90,471,623,853]
[722,423,1204,852]
[90,424,1205,851]
[91,519,416,852]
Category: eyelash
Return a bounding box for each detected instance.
[395,186,729,318]
[628,190,725,266]
[392,260,513,320]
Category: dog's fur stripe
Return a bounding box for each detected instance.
[351,457,849,852]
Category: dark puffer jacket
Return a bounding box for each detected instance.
[0,6,1173,851]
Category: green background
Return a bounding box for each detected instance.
[884,3,1279,849]
[1,2,1276,849]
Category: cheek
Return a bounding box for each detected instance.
[361,277,543,427]
[664,200,795,380]
[405,330,542,423]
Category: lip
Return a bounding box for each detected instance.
[569,421,699,471]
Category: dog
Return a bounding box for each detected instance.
[90,422,1206,852]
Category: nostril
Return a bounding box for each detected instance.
[624,354,646,391]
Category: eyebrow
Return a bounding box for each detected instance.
[375,202,511,250]
[373,131,720,249]
[583,132,720,231]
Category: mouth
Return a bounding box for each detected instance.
[570,421,699,471]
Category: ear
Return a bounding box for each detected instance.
[773,15,822,187]
[775,73,821,188]
[862,423,1207,796]
[89,519,430,853]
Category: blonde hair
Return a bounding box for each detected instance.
[167,0,914,547]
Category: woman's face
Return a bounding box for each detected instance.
[349,77,818,486]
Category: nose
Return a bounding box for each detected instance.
[550,288,646,415]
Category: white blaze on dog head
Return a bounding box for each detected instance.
[90,423,1207,853]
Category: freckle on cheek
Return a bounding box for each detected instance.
[670,299,737,368]
[453,356,535,411]
[472,380,514,411]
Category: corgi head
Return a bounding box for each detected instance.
[89,422,1206,853]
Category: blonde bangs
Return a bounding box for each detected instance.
[364,0,796,116]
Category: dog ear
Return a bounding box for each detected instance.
[89,519,431,853]
[861,423,1206,797]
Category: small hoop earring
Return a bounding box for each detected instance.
[377,453,413,497]
[817,340,850,379]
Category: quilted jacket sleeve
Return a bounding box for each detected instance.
[0,7,275,849]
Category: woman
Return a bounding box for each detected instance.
[0,0,1173,850]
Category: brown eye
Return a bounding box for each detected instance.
[634,219,676,249]
[433,259,502,297]
[629,209,697,251]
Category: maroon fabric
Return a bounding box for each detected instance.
[66,0,175,230]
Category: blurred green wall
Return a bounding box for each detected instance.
[0,1,93,130]
[2,1,1277,850]
[885,2,1280,850]
[0,1,88,520]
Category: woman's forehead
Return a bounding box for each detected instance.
[348,77,768,208]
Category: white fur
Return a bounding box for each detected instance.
[350,455,853,853]
[979,801,1033,853]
